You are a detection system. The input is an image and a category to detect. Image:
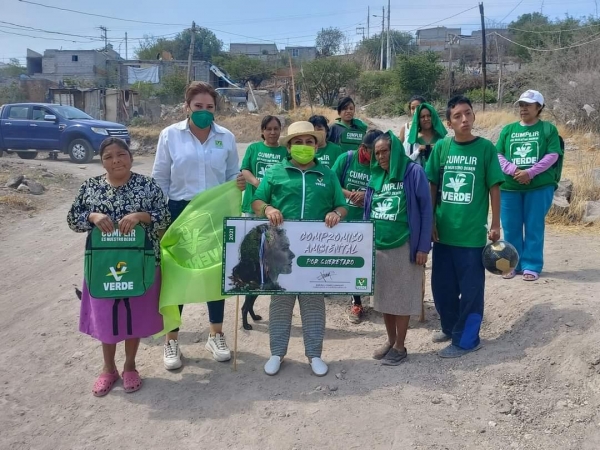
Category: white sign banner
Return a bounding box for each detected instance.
[222,219,375,295]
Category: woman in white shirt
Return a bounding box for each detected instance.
[398,95,426,153]
[152,81,245,370]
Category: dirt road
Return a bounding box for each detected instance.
[1,144,600,450]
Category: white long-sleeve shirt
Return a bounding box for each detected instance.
[151,119,239,201]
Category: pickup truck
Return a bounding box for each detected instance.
[0,103,130,163]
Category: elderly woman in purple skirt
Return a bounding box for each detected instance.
[67,138,170,397]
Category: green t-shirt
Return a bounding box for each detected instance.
[370,174,409,250]
[331,151,371,221]
[316,142,343,169]
[425,137,505,248]
[240,141,288,213]
[254,158,347,221]
[496,121,562,191]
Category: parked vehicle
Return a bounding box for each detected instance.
[0,103,130,163]
[216,88,247,108]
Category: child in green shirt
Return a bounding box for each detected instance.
[425,96,504,358]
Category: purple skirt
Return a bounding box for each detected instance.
[79,267,163,344]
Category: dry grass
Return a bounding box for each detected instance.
[474,109,519,129]
[0,193,35,211]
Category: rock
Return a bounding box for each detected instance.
[22,179,45,195]
[551,195,570,216]
[16,184,30,193]
[583,104,596,117]
[42,172,55,178]
[582,201,600,223]
[5,174,24,188]
[328,385,338,392]
[592,169,600,187]
[431,398,442,405]
[488,421,497,427]
[555,179,573,202]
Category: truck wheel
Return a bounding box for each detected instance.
[68,139,94,164]
[17,152,38,160]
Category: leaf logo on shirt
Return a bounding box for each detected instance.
[258,166,267,178]
[514,143,533,158]
[373,198,394,214]
[215,140,223,148]
[445,173,469,193]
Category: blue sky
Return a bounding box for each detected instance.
[1,0,597,64]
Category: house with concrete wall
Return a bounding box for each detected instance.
[230,43,279,60]
[416,27,462,52]
[283,46,317,62]
[26,47,121,87]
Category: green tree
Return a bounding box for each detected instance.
[394,51,443,99]
[157,68,188,104]
[355,31,414,69]
[0,58,26,78]
[302,57,360,106]
[218,55,275,88]
[135,27,222,61]
[316,27,345,57]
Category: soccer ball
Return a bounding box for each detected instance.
[482,240,520,275]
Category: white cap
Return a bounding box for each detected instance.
[515,90,544,106]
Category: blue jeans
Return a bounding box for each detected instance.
[431,243,485,349]
[168,200,225,332]
[500,185,554,274]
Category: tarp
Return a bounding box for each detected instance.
[128,66,159,84]
[156,181,242,335]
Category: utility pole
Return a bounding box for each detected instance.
[496,33,504,105]
[357,27,365,41]
[380,7,385,70]
[386,0,391,69]
[125,32,128,60]
[447,34,459,98]
[187,21,196,84]
[367,7,370,38]
[288,53,296,110]
[99,26,108,51]
[479,2,487,111]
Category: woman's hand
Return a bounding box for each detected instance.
[265,206,284,226]
[416,251,428,266]
[325,211,341,228]
[89,213,114,234]
[236,172,247,191]
[118,213,141,235]
[349,190,365,207]
[513,169,531,185]
[488,226,501,242]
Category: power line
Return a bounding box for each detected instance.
[499,0,525,23]
[506,22,600,33]
[0,28,95,43]
[493,30,600,50]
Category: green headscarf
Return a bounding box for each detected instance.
[407,103,447,145]
[335,117,368,132]
[370,130,410,191]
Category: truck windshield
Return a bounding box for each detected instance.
[52,106,93,120]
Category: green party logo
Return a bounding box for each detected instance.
[355,278,368,290]
[371,197,399,220]
[442,172,474,204]
[511,141,539,166]
[103,261,134,291]
[172,215,222,269]
[215,140,223,148]
[315,177,326,187]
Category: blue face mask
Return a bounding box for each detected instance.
[190,110,214,129]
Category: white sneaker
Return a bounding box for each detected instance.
[205,333,231,362]
[264,356,282,376]
[310,357,328,376]
[163,339,182,370]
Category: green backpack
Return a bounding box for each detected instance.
[84,225,156,299]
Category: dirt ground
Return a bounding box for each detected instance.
[1,124,600,450]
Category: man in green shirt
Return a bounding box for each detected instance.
[331,129,382,324]
[425,96,504,358]
[252,121,347,378]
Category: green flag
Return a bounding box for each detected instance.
[156,181,242,336]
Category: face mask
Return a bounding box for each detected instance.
[190,110,214,129]
[290,145,315,164]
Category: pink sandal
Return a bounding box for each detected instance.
[122,370,142,393]
[92,370,120,397]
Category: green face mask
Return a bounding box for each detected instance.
[190,110,214,129]
[290,145,315,164]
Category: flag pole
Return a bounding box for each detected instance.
[233,295,240,371]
